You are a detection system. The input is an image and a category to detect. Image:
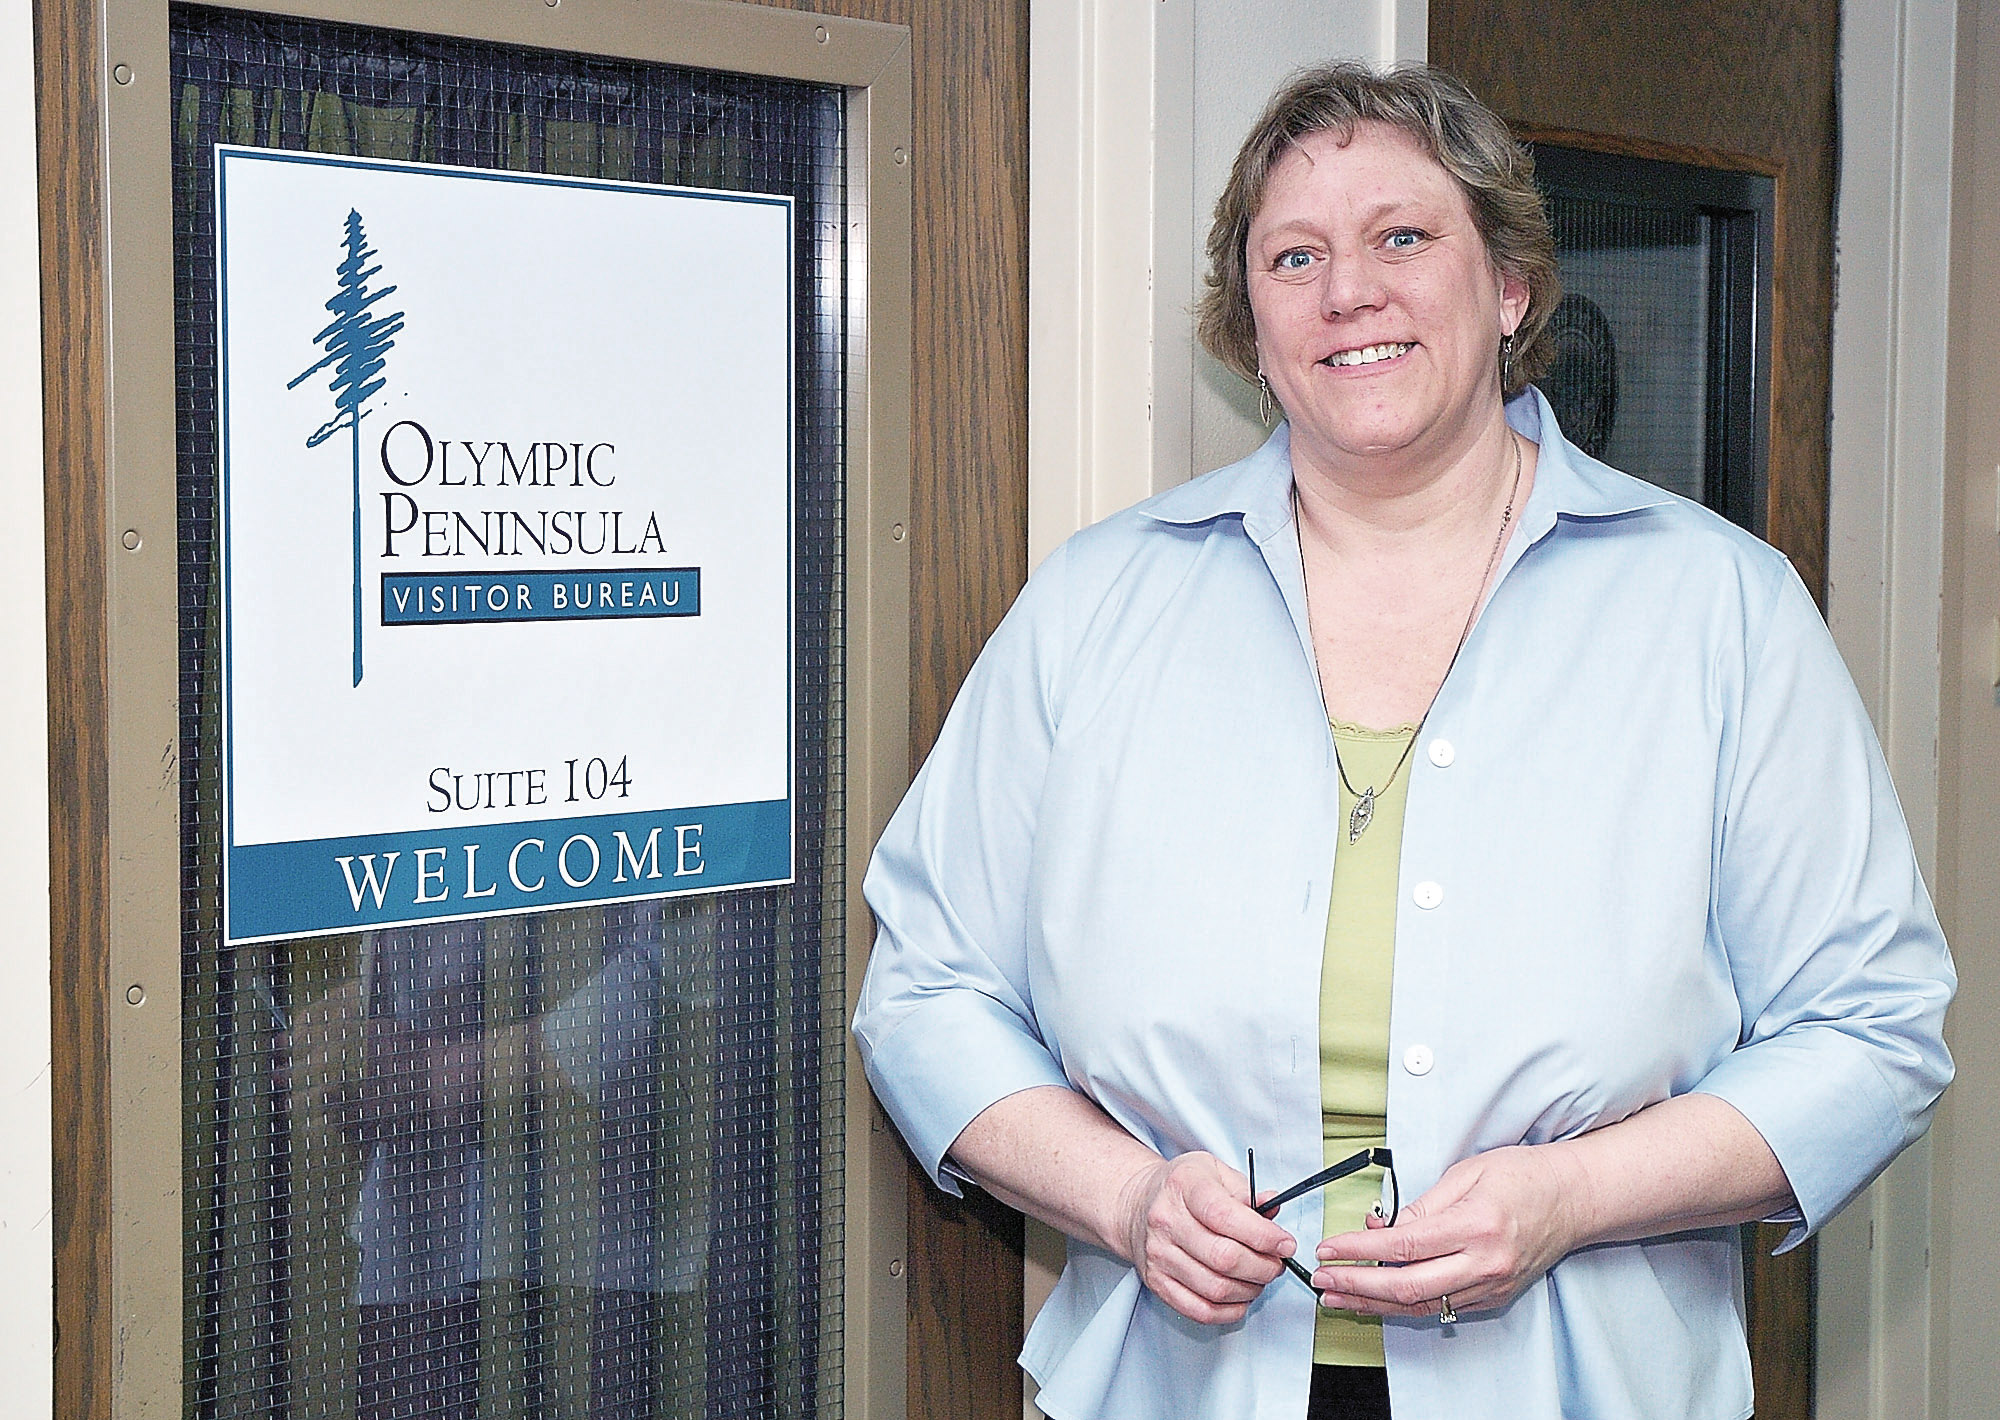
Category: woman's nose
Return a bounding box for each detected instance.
[1318,248,1387,318]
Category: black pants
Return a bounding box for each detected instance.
[1307,1364,1392,1420]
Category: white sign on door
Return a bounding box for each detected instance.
[216,145,795,943]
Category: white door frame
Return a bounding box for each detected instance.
[1822,0,1958,1416]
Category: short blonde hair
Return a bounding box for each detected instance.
[1196,61,1560,399]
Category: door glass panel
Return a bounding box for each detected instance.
[170,9,848,1417]
[1540,199,1709,500]
[1532,143,1774,534]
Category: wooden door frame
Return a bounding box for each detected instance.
[1823,0,1963,1414]
[38,1,917,1414]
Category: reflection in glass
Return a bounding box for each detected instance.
[276,905,716,1420]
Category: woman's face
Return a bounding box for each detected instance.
[1246,122,1527,475]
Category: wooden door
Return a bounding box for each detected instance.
[763,4,1035,1418]
[41,1,1031,1418]
[1430,5,1839,1415]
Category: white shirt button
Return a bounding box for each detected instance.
[1403,1044,1435,1076]
[1412,880,1444,910]
[1428,737,1455,768]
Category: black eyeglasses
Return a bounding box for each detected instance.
[1247,1147,1399,1292]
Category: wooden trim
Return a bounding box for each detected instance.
[906,1179,1025,1420]
[894,0,1030,1415]
[841,35,919,1420]
[189,0,911,86]
[35,0,113,1411]
[1516,119,1820,604]
[1509,121,1783,178]
[1746,1223,1815,1419]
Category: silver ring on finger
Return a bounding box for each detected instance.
[1438,1294,1457,1326]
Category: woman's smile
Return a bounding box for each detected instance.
[1320,340,1416,369]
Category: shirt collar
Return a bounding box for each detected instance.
[1137,421,1299,545]
[1504,385,1673,532]
[1137,385,1672,542]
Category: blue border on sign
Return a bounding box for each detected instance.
[226,799,793,943]
[215,145,798,945]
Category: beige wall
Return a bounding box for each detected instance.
[0,0,55,1406]
[1936,0,2000,1412]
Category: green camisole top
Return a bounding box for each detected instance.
[1312,721,1411,1368]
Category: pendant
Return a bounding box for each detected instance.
[1347,787,1376,844]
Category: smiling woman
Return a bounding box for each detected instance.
[1247,126,1524,487]
[852,61,1954,1420]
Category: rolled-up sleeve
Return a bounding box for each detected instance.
[1695,561,1956,1249]
[853,544,1077,1191]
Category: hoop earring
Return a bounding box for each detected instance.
[1500,332,1516,390]
[1257,370,1275,425]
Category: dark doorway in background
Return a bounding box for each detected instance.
[1531,143,1775,535]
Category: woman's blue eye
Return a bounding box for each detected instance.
[1275,249,1314,271]
[1386,229,1426,249]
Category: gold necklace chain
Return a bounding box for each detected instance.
[1294,433,1524,844]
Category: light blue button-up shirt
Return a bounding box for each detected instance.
[854,391,1954,1420]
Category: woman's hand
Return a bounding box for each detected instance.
[1309,1094,1795,1320]
[949,1088,1306,1327]
[1311,1144,1584,1319]
[1115,1152,1297,1324]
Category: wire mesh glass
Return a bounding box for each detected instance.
[170,8,847,1418]
[1543,196,1710,502]
[1533,144,1773,534]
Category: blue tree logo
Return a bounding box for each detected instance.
[289,208,405,687]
